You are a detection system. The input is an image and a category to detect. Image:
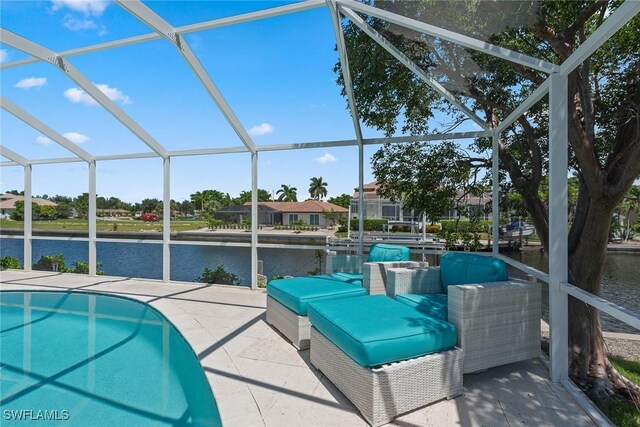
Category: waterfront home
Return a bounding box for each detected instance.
[0,193,57,219]
[351,182,491,222]
[214,201,347,227]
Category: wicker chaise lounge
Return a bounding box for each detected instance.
[266,244,422,349]
[308,295,463,426]
[386,252,542,373]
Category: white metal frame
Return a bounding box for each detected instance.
[1,3,639,418]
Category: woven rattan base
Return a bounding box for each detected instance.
[310,327,463,426]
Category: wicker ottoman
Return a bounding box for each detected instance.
[308,295,463,426]
[311,328,463,426]
[266,277,367,350]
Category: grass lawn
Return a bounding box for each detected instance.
[0,218,207,233]
[598,357,640,427]
[541,341,640,426]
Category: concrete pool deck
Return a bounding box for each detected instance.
[0,270,597,426]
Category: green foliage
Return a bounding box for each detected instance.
[276,184,298,202]
[195,265,242,286]
[342,218,388,232]
[438,215,490,251]
[440,220,492,233]
[38,205,57,220]
[588,356,640,427]
[71,261,104,275]
[372,141,483,223]
[327,194,352,208]
[309,177,328,200]
[426,224,441,233]
[232,189,271,205]
[291,218,307,227]
[140,198,160,214]
[10,201,41,221]
[307,250,325,275]
[73,193,89,219]
[0,256,22,270]
[33,254,70,272]
[322,209,342,227]
[206,217,223,229]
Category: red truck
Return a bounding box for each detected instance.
[141,213,159,222]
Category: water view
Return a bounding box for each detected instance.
[1,238,637,334]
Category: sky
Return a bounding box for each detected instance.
[0,0,483,203]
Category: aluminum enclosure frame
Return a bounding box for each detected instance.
[1,3,639,414]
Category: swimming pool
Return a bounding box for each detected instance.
[0,291,221,426]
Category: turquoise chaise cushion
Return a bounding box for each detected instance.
[267,276,366,316]
[308,295,457,367]
[367,243,411,263]
[395,293,448,321]
[440,252,508,293]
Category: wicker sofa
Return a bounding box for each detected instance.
[266,244,423,349]
[386,252,542,373]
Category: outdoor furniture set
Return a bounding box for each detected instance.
[266,244,541,426]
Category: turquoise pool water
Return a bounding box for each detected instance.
[0,291,221,426]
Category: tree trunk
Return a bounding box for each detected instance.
[566,188,640,399]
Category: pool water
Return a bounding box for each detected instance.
[0,291,221,426]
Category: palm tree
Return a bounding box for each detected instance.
[309,177,328,200]
[620,186,640,241]
[190,191,205,212]
[276,185,298,202]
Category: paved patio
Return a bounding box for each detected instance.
[0,270,596,426]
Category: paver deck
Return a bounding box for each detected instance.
[0,270,596,426]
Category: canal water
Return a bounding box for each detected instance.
[1,238,637,333]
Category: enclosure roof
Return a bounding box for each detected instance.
[1,0,639,165]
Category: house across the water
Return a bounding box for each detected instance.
[214,201,347,227]
[0,193,57,219]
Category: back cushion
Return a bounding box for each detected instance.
[440,252,508,293]
[367,244,410,262]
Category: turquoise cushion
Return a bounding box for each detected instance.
[308,295,457,367]
[330,272,363,286]
[267,276,366,316]
[395,293,448,321]
[440,252,508,293]
[367,244,410,263]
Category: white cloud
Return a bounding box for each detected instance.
[315,153,337,164]
[51,0,109,16]
[36,136,53,146]
[248,123,274,137]
[64,83,132,106]
[63,132,89,144]
[63,15,98,31]
[15,77,48,90]
[0,49,7,64]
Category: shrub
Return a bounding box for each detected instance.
[195,265,242,286]
[426,224,441,233]
[71,261,104,275]
[33,254,70,272]
[206,217,222,229]
[0,256,22,270]
[440,220,492,233]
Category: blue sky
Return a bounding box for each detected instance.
[0,0,481,203]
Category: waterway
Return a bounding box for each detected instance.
[0,238,637,333]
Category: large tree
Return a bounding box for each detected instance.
[337,0,640,400]
[233,189,272,205]
[276,185,298,202]
[309,176,329,200]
